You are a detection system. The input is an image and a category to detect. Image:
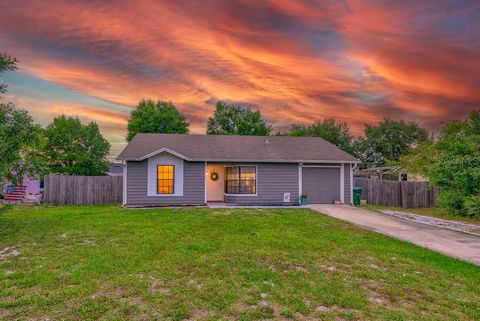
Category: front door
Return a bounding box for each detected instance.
[207,165,224,201]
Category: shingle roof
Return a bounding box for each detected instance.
[117,134,359,163]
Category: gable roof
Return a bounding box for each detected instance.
[117,134,359,163]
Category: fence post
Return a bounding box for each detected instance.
[400,181,407,208]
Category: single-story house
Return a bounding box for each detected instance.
[117,134,359,207]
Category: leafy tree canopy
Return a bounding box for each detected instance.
[0,53,17,94]
[126,99,189,141]
[44,115,110,175]
[0,102,45,185]
[402,111,480,216]
[0,53,45,187]
[354,119,428,166]
[288,118,353,154]
[207,101,271,136]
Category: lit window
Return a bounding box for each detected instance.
[225,166,256,194]
[157,165,174,194]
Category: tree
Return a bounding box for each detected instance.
[207,101,271,136]
[0,102,45,185]
[0,53,17,94]
[354,119,428,166]
[126,99,189,141]
[288,118,353,153]
[351,138,386,166]
[0,53,44,215]
[0,53,45,186]
[44,115,110,175]
[402,111,480,216]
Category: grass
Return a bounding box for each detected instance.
[0,205,479,321]
[365,205,480,225]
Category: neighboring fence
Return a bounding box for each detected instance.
[353,177,438,208]
[43,175,123,205]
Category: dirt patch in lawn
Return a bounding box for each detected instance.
[234,299,340,321]
[82,239,94,245]
[294,265,309,273]
[129,296,144,307]
[315,304,358,315]
[0,308,10,319]
[185,309,215,320]
[318,264,337,271]
[360,280,391,307]
[148,276,170,294]
[317,260,352,273]
[368,292,389,306]
[0,246,20,264]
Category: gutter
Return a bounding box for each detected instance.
[117,158,361,164]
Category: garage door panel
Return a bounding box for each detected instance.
[302,167,340,203]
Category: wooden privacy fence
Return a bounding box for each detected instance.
[44,175,123,205]
[353,177,438,208]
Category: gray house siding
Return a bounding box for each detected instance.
[126,160,205,206]
[344,164,352,204]
[125,159,352,206]
[224,163,299,205]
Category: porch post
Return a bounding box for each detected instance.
[204,162,207,204]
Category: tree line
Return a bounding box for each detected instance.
[127,98,429,167]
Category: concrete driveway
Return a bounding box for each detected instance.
[308,204,480,265]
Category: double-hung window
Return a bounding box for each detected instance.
[157,165,174,194]
[225,166,256,194]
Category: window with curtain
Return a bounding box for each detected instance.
[225,166,256,194]
[157,165,174,194]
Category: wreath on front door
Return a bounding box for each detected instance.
[210,171,219,181]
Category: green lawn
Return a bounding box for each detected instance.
[0,206,479,321]
[365,205,480,225]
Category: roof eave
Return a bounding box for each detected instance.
[194,159,361,163]
[118,157,360,163]
[116,148,192,161]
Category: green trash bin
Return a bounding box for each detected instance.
[353,187,362,206]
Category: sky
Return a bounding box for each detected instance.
[1,0,479,156]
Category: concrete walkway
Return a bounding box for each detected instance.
[308,204,480,265]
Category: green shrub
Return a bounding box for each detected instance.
[401,111,480,217]
[464,195,480,217]
[437,190,466,216]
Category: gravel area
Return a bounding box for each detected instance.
[381,210,480,237]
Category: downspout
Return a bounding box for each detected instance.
[122,160,127,207]
[298,162,303,205]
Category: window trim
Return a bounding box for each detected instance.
[157,164,175,194]
[224,165,258,196]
